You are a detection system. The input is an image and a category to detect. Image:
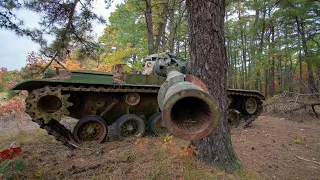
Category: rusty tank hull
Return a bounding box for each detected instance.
[12,55,264,149]
[227,89,264,127]
[13,71,168,148]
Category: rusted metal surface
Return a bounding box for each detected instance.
[19,52,265,149]
[11,79,162,91]
[148,112,168,136]
[151,52,266,137]
[158,70,220,140]
[100,99,119,117]
[26,86,73,124]
[124,93,141,106]
[141,61,155,75]
[116,114,145,137]
[227,89,265,100]
[157,73,185,111]
[73,115,108,143]
[228,109,240,127]
[24,84,160,149]
[184,75,209,93]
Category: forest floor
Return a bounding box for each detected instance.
[1,115,320,180]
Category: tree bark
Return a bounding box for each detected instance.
[238,0,247,89]
[260,0,267,96]
[269,19,275,97]
[145,0,154,54]
[295,17,318,93]
[225,10,233,88]
[168,0,177,52]
[154,0,169,53]
[187,0,240,173]
[251,0,259,90]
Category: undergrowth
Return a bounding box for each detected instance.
[0,130,261,180]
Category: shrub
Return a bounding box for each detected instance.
[0,98,25,120]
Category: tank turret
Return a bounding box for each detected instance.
[149,52,220,140]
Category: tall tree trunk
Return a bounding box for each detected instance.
[278,56,281,88]
[299,49,303,92]
[234,40,238,89]
[145,0,154,54]
[260,2,267,97]
[296,17,318,93]
[168,0,177,52]
[269,21,275,97]
[238,2,246,89]
[289,56,294,92]
[251,0,259,90]
[226,10,233,88]
[284,26,293,92]
[187,0,240,173]
[154,0,169,53]
[264,69,268,97]
[276,27,281,88]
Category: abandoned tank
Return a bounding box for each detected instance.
[11,52,264,149]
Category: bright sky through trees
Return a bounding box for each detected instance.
[0,0,123,70]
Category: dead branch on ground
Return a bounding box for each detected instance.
[263,91,320,119]
[296,156,320,166]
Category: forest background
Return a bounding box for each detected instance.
[0,0,319,98]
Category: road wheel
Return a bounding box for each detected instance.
[148,112,168,136]
[228,109,240,128]
[241,98,258,115]
[116,114,145,138]
[73,115,108,143]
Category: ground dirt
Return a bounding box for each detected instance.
[1,115,320,180]
[232,116,320,180]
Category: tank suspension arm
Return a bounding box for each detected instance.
[100,98,119,117]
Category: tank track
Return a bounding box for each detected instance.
[25,85,159,149]
[228,91,264,128]
[242,99,263,128]
[25,85,263,149]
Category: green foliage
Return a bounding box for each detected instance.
[98,1,148,70]
[1,0,107,63]
[0,160,25,180]
[13,161,25,170]
[98,0,189,70]
[2,0,319,95]
[6,90,15,99]
[0,0,24,36]
[0,68,22,93]
[0,160,11,173]
[293,139,302,144]
[226,0,320,95]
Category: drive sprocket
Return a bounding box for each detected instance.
[26,86,73,124]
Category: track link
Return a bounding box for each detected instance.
[25,85,264,149]
[228,91,264,128]
[242,98,263,128]
[25,85,158,149]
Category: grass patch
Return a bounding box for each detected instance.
[0,129,48,150]
[0,131,262,180]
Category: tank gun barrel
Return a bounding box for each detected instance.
[154,53,220,140]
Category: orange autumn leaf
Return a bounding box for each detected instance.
[65,59,82,70]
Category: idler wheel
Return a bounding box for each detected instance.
[73,115,108,143]
[148,112,168,136]
[242,98,258,115]
[116,114,145,137]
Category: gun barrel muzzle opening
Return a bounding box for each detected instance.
[161,82,220,140]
